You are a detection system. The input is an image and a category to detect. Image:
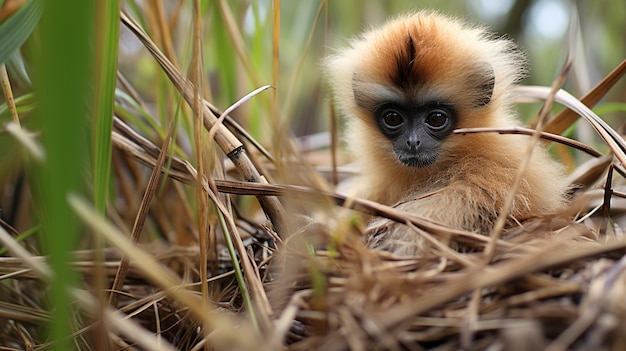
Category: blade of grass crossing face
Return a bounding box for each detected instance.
[33,0,94,349]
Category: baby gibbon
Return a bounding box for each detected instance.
[325,11,569,256]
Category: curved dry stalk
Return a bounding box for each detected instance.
[119,10,286,236]
[206,85,273,144]
[543,59,626,135]
[516,85,626,168]
[454,127,603,158]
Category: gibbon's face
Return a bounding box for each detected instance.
[351,42,494,168]
[372,98,458,168]
[343,14,502,169]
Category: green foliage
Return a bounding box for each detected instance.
[0,0,42,65]
[93,0,121,214]
[32,0,95,349]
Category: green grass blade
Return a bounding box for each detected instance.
[0,0,42,64]
[93,0,120,214]
[32,0,94,349]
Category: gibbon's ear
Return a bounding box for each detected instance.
[351,72,369,109]
[469,62,495,107]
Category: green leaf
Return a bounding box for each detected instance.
[92,0,120,214]
[0,0,43,65]
[32,0,94,348]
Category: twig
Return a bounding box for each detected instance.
[119,10,286,236]
[454,127,603,157]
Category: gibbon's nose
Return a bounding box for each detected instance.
[406,139,421,151]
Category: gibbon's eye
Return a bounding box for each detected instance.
[425,109,449,130]
[381,109,404,129]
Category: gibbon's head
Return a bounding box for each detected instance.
[326,11,526,169]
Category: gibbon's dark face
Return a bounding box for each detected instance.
[346,26,496,169]
[374,100,457,168]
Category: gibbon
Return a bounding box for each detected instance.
[325,11,569,256]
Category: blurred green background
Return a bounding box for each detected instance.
[120,0,626,139]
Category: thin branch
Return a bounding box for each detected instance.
[454,127,603,157]
[119,10,286,236]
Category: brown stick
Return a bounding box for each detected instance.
[119,10,286,237]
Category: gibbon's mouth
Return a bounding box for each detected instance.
[397,152,438,168]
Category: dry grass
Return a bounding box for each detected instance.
[1,4,626,351]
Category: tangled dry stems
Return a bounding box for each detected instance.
[2,122,626,350]
[1,10,625,351]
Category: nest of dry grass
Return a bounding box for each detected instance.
[1,9,626,351]
[3,136,626,351]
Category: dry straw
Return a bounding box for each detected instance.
[0,5,625,351]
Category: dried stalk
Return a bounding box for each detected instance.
[119,10,286,236]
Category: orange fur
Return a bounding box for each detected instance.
[326,11,569,255]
